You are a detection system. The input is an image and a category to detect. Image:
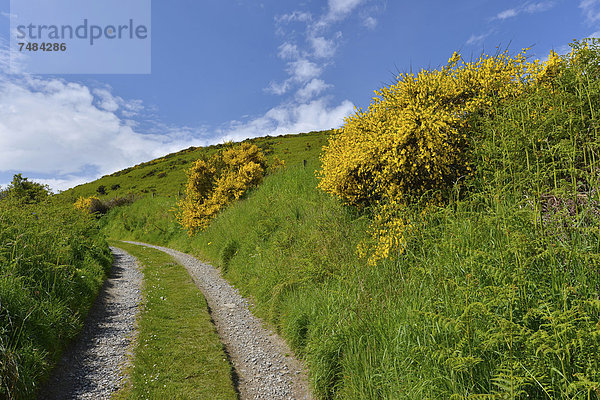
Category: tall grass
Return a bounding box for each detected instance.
[0,200,111,399]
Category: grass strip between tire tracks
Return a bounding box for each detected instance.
[110,241,237,400]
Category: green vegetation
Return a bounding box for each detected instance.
[59,130,331,202]
[97,39,600,399]
[0,194,111,399]
[104,160,600,399]
[0,173,51,204]
[111,242,237,400]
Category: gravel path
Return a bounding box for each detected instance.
[125,241,313,400]
[39,247,143,400]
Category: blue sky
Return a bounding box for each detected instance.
[0,0,598,191]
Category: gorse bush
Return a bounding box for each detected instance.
[319,41,600,265]
[318,50,534,208]
[0,200,111,399]
[318,49,537,264]
[74,195,107,214]
[74,194,136,216]
[177,142,269,234]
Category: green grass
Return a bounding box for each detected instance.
[58,130,331,203]
[0,199,112,399]
[110,241,237,400]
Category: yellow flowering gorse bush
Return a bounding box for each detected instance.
[74,196,104,214]
[177,143,269,234]
[318,50,545,264]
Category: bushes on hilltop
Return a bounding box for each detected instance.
[0,174,51,204]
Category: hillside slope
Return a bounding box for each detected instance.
[100,159,600,399]
[59,130,331,202]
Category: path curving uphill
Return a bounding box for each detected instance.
[125,241,313,400]
[39,247,143,400]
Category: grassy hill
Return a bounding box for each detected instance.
[59,130,331,202]
[0,129,330,399]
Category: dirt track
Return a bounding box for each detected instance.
[125,241,313,400]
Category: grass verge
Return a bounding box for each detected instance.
[0,200,111,399]
[110,241,237,400]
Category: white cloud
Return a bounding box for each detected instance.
[363,16,378,30]
[93,88,120,112]
[265,80,292,95]
[220,98,355,143]
[278,42,300,60]
[525,2,554,13]
[0,35,27,75]
[497,9,518,20]
[276,11,312,24]
[288,59,323,83]
[310,35,338,58]
[296,79,332,101]
[326,0,366,21]
[0,64,207,191]
[266,58,324,96]
[495,1,555,20]
[270,1,375,99]
[466,32,491,46]
[35,176,94,193]
[580,0,600,24]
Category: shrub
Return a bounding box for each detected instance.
[317,42,600,264]
[1,174,51,204]
[318,51,534,209]
[103,194,136,209]
[141,169,157,178]
[74,196,107,215]
[177,143,269,234]
[74,194,135,216]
